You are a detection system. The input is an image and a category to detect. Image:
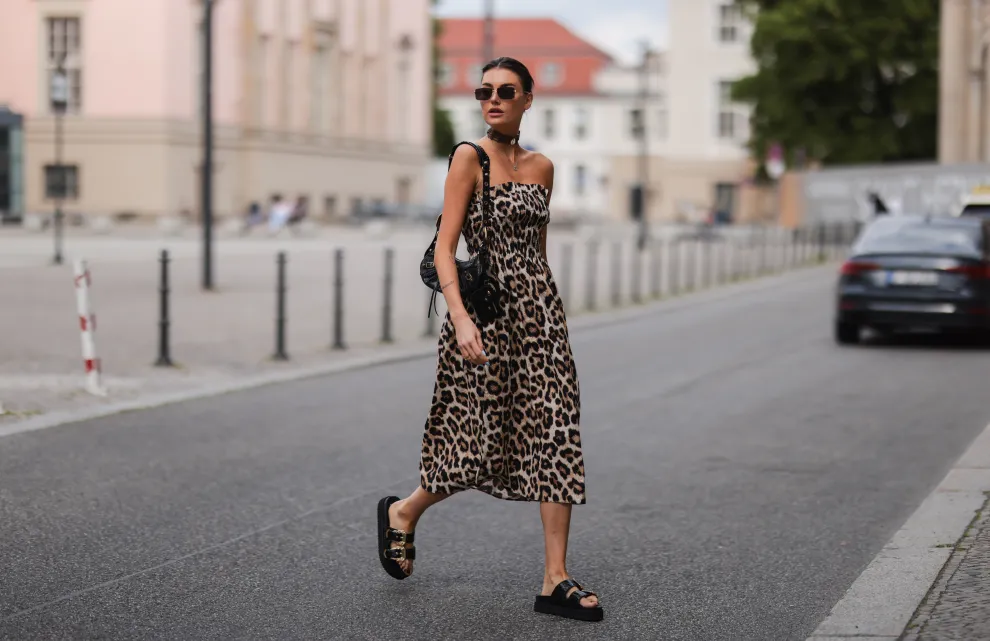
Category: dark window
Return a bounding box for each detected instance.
[960,204,990,217]
[854,218,984,257]
[44,164,79,200]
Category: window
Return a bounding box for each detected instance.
[396,177,412,205]
[257,35,269,127]
[543,109,555,139]
[629,108,644,138]
[44,164,79,200]
[541,62,563,87]
[574,165,587,196]
[466,63,483,85]
[311,45,329,131]
[323,195,337,218]
[574,106,589,140]
[437,62,455,88]
[713,182,737,222]
[46,17,83,113]
[717,2,743,43]
[717,80,746,140]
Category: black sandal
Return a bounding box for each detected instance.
[534,578,603,622]
[377,496,415,581]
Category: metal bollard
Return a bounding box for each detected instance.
[702,239,712,289]
[381,247,394,343]
[332,248,346,350]
[273,251,289,361]
[561,243,573,312]
[585,240,598,311]
[632,245,643,304]
[154,249,173,367]
[610,241,622,307]
[686,241,696,292]
[650,239,662,298]
[671,240,681,295]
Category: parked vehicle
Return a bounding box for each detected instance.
[835,215,990,344]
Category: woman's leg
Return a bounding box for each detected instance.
[387,486,451,575]
[539,502,599,607]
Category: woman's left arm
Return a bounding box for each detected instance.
[540,159,554,260]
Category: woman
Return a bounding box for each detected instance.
[376,57,601,622]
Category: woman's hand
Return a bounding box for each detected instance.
[452,312,488,365]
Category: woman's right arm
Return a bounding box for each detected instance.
[434,145,487,365]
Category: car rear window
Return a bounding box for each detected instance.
[960,204,990,217]
[854,219,984,257]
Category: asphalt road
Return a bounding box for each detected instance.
[3,266,990,641]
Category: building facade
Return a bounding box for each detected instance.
[0,0,433,221]
[437,18,666,220]
[650,0,756,223]
[437,10,758,225]
[940,0,990,163]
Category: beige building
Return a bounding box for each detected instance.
[940,0,990,163]
[0,0,433,222]
[606,0,761,224]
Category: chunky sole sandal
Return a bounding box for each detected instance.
[377,496,416,581]
[534,578,603,622]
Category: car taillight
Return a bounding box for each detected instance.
[945,264,990,279]
[840,260,879,276]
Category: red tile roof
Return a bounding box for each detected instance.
[437,18,614,96]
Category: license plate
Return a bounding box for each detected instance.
[885,270,939,286]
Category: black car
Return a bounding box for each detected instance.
[835,215,990,344]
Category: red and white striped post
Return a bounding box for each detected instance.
[73,259,107,396]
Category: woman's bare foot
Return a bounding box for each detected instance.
[387,499,416,576]
[542,572,599,608]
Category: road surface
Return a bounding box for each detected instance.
[2,266,989,640]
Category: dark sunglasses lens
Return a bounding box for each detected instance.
[474,87,493,101]
[496,86,517,100]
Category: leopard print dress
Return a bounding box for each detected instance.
[419,181,586,505]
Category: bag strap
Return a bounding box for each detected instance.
[433,141,492,259]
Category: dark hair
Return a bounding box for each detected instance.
[481,57,535,93]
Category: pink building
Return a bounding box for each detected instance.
[0,0,433,221]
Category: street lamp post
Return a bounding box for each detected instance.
[50,59,69,265]
[483,0,495,63]
[201,0,215,290]
[635,41,652,251]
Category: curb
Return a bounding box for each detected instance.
[0,262,836,440]
[806,421,990,640]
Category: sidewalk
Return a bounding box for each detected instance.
[1,223,830,426]
[904,494,990,640]
[809,422,990,641]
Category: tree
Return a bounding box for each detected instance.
[431,1,456,156]
[732,0,940,173]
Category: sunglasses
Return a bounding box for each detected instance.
[474,85,520,101]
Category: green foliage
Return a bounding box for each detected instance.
[430,1,456,156]
[732,0,940,170]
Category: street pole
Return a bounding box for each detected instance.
[636,41,651,252]
[483,0,495,63]
[51,58,68,265]
[201,0,215,291]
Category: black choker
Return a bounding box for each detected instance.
[487,128,520,146]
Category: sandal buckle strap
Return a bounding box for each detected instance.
[385,528,414,544]
[383,546,416,561]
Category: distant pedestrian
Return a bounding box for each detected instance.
[267,194,293,235]
[241,201,263,235]
[376,56,602,622]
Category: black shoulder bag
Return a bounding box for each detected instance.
[420,142,504,325]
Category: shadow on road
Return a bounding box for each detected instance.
[858,329,990,352]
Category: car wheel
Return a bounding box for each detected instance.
[835,321,861,345]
